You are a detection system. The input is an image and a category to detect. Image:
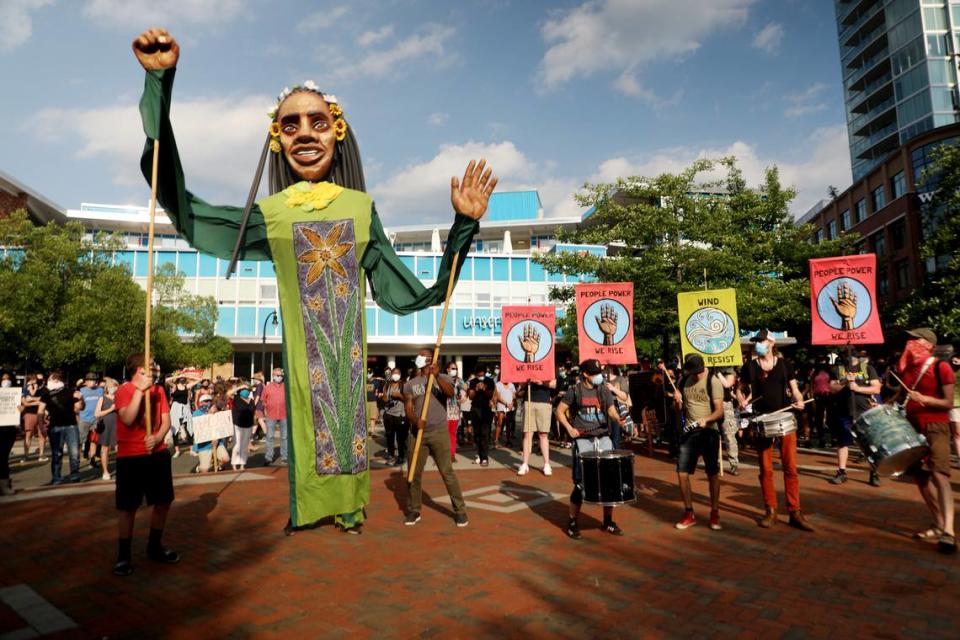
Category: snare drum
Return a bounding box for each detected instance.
[853,405,929,477]
[579,450,636,506]
[752,412,797,439]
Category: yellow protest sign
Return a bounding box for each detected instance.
[677,288,742,367]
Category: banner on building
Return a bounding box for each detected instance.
[677,288,743,367]
[575,283,638,365]
[192,410,234,444]
[0,388,20,426]
[809,253,884,345]
[500,306,556,383]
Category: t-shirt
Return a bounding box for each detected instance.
[829,363,879,418]
[261,382,287,420]
[447,378,465,420]
[495,381,516,412]
[383,381,405,417]
[528,382,552,404]
[470,376,496,423]
[39,386,80,427]
[740,358,796,413]
[680,374,724,431]
[21,387,40,415]
[562,383,616,438]
[902,359,956,427]
[404,374,453,431]
[79,386,103,423]
[366,378,384,403]
[114,382,169,458]
[232,396,255,428]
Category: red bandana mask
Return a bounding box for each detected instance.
[898,339,933,373]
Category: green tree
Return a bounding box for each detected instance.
[894,145,960,339]
[537,158,852,359]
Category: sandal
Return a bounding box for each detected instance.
[913,526,942,540]
[938,533,957,555]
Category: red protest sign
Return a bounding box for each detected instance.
[809,254,884,345]
[575,283,638,365]
[500,306,556,384]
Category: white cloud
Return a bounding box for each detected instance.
[333,23,455,79]
[297,6,349,33]
[538,0,754,96]
[83,0,247,26]
[784,82,829,118]
[0,0,53,52]
[752,22,784,55]
[357,24,395,47]
[427,112,449,126]
[35,94,272,200]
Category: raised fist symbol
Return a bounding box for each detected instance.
[596,303,618,346]
[830,282,858,330]
[519,324,541,363]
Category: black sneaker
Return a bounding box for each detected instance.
[404,511,421,526]
[938,533,957,555]
[111,560,133,577]
[147,547,181,564]
[869,471,881,487]
[566,521,582,540]
[454,512,469,528]
[602,521,624,536]
[829,470,847,485]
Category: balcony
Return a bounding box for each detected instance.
[848,96,896,136]
[850,121,898,158]
[846,73,893,113]
[839,1,884,44]
[842,22,886,66]
[844,50,889,92]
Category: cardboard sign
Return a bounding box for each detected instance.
[0,388,20,426]
[809,254,884,345]
[678,288,743,367]
[575,283,638,365]
[500,306,556,383]
[192,410,234,444]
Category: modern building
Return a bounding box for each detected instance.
[836,0,960,181]
[0,169,66,225]
[67,191,603,377]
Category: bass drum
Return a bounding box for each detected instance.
[579,450,636,506]
[854,405,929,477]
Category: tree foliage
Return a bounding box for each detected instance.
[0,210,230,375]
[536,158,853,358]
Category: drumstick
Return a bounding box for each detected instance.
[753,397,814,421]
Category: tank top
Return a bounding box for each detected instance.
[101,396,117,430]
[171,386,189,404]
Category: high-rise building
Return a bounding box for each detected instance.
[837,0,960,181]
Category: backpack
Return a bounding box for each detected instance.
[678,370,725,429]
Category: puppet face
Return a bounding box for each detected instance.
[276,91,337,182]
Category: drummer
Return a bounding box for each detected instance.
[827,354,881,487]
[738,329,814,532]
[671,354,724,531]
[555,359,624,540]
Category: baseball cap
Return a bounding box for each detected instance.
[683,354,706,375]
[580,359,603,376]
[750,329,774,343]
[198,394,213,403]
[906,327,937,345]
[84,372,98,381]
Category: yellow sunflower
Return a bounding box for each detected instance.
[328,103,343,118]
[296,222,351,285]
[350,343,362,363]
[285,181,344,212]
[269,139,281,153]
[269,122,281,137]
[333,118,348,141]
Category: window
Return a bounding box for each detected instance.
[891,171,907,199]
[814,229,824,243]
[874,232,887,257]
[888,10,922,51]
[931,87,957,112]
[827,220,838,240]
[926,32,950,56]
[891,218,908,251]
[894,62,928,101]
[841,209,852,230]
[855,199,867,223]
[891,37,924,76]
[895,259,911,289]
[878,266,890,296]
[897,90,932,126]
[928,59,957,84]
[923,6,948,30]
[872,185,887,211]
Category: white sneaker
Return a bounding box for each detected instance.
[473,456,481,464]
[101,473,112,481]
[517,463,529,476]
[542,465,553,476]
[172,449,181,459]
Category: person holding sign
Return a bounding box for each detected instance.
[827,354,881,487]
[517,380,556,476]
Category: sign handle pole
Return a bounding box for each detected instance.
[526,381,532,441]
[143,140,160,440]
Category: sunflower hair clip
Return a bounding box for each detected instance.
[267,81,348,153]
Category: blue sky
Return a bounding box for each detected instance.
[0,0,852,224]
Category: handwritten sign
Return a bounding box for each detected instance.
[0,388,20,426]
[192,410,234,444]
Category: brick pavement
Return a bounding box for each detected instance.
[1,442,959,639]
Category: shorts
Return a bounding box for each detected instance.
[829,415,855,448]
[78,420,96,441]
[921,422,952,477]
[677,428,721,475]
[949,407,960,423]
[524,402,552,433]
[366,401,378,420]
[115,451,175,511]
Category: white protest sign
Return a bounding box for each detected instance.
[192,410,234,444]
[0,388,20,426]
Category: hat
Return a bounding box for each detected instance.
[198,394,213,403]
[580,359,603,376]
[750,329,774,343]
[906,327,937,345]
[683,354,705,375]
[84,372,98,381]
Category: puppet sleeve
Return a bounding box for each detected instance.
[361,204,478,316]
[138,68,271,262]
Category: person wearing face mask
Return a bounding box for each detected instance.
[19,374,48,465]
[896,329,956,554]
[166,375,194,458]
[555,359,626,540]
[403,349,469,527]
[468,365,496,466]
[38,372,85,485]
[261,368,288,466]
[445,363,465,463]
[380,368,408,466]
[230,382,256,471]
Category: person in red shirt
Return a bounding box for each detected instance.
[260,367,288,465]
[897,328,956,555]
[112,354,179,576]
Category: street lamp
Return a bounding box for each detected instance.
[261,310,279,375]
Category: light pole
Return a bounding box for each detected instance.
[261,310,278,375]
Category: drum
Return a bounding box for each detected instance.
[853,405,929,476]
[579,449,636,506]
[752,412,797,439]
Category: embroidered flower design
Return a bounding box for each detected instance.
[335,282,350,299]
[318,429,330,444]
[286,181,344,213]
[350,343,362,363]
[307,296,325,313]
[320,453,337,470]
[353,434,365,458]
[296,221,351,284]
[311,367,325,386]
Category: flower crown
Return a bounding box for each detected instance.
[267,80,348,153]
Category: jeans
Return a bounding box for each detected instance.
[264,418,288,462]
[475,418,491,462]
[383,413,408,461]
[406,428,467,516]
[49,425,80,483]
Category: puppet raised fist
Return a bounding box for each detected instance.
[133,28,180,71]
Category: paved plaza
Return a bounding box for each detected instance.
[2,439,959,639]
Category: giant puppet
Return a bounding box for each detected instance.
[132,29,497,533]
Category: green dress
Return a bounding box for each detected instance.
[138,68,478,528]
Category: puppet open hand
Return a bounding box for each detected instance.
[451,159,498,221]
[133,28,180,71]
[829,282,858,330]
